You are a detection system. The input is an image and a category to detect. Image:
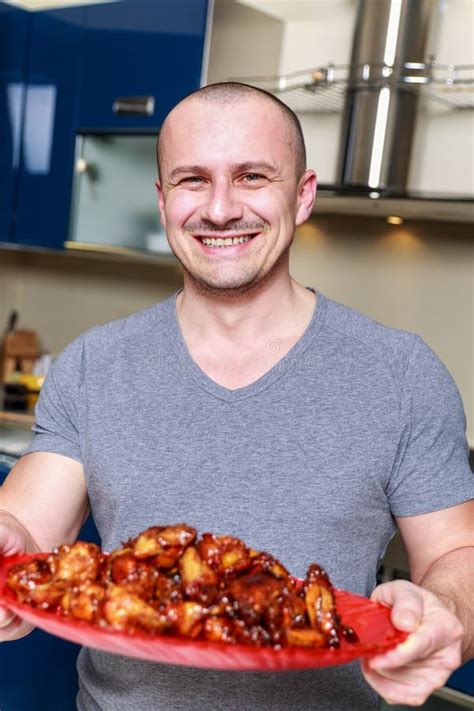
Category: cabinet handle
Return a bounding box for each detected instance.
[112,96,155,116]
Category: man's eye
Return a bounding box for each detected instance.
[181,176,205,185]
[243,173,265,183]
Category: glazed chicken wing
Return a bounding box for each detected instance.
[178,545,219,603]
[7,558,53,598]
[303,563,358,648]
[198,533,251,577]
[54,542,102,583]
[61,583,105,623]
[128,524,196,570]
[102,584,168,633]
[106,548,158,598]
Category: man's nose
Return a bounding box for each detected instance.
[200,180,243,226]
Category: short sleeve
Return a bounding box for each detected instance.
[387,335,474,516]
[22,335,85,463]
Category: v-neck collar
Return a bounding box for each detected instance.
[166,288,328,403]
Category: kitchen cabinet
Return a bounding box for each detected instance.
[69,134,173,255]
[79,0,209,131]
[0,0,209,251]
[12,6,85,249]
[0,4,29,245]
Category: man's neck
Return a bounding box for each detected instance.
[175,274,316,390]
[177,275,314,347]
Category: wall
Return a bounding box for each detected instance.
[207,0,283,84]
[0,248,183,354]
[1,215,472,443]
[408,0,474,195]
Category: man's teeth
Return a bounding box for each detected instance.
[200,235,253,247]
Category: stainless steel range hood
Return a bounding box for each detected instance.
[337,0,435,193]
[323,0,473,222]
[230,0,474,222]
[312,189,474,223]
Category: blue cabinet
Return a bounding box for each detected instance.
[1,0,209,250]
[13,7,85,249]
[80,0,209,131]
[0,4,29,245]
[448,659,474,697]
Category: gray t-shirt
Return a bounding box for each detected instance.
[25,290,474,711]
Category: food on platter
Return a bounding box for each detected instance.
[6,523,358,649]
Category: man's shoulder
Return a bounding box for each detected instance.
[87,296,173,345]
[320,293,417,378]
[60,295,176,364]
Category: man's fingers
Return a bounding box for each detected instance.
[365,656,453,687]
[0,614,23,641]
[371,581,424,632]
[0,605,16,628]
[365,581,464,705]
[361,659,439,707]
[0,613,15,628]
[369,608,463,672]
[370,632,431,671]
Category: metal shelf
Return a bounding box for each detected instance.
[232,61,474,114]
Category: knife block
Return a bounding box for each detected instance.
[1,329,40,382]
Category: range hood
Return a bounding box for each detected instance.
[233,0,474,222]
[337,0,435,193]
[322,0,473,222]
[313,189,474,223]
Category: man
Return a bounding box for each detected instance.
[0,83,473,710]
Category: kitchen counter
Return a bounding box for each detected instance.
[0,412,34,456]
[0,411,35,428]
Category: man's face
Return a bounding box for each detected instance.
[156,97,316,293]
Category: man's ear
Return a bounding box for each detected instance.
[295,170,317,226]
[155,180,166,228]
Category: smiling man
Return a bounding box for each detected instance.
[157,84,310,296]
[0,83,473,711]
[155,84,318,388]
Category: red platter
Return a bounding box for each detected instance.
[0,553,407,671]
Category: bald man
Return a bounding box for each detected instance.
[1,83,473,711]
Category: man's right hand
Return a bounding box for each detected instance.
[0,512,39,641]
[0,451,90,642]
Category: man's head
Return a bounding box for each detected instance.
[155,82,316,295]
[157,83,307,182]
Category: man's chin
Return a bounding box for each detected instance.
[184,269,262,297]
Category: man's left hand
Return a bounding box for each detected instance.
[361,580,464,707]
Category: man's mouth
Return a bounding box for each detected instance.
[194,233,259,248]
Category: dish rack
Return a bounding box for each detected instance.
[231,60,474,114]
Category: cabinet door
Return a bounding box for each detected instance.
[0,4,29,244]
[12,0,209,251]
[13,7,85,249]
[79,0,209,131]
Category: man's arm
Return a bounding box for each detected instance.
[401,500,474,659]
[0,451,89,640]
[362,500,474,706]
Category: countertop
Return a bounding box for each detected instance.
[0,411,35,428]
[0,412,34,456]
